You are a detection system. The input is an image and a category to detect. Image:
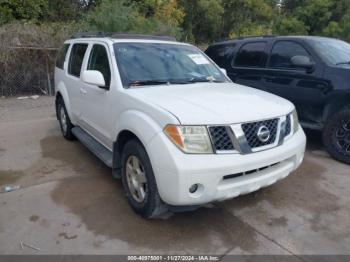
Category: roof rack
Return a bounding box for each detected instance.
[70,32,176,41]
[70,32,112,39]
[237,35,277,40]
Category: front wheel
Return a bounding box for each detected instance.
[323,109,350,165]
[121,139,168,218]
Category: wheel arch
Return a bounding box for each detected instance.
[55,82,73,122]
[112,110,165,171]
[323,93,350,123]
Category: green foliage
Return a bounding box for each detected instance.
[275,0,350,39]
[273,16,308,35]
[0,0,48,25]
[84,0,182,37]
[178,0,223,43]
[221,0,274,38]
[1,0,350,44]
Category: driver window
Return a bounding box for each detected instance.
[88,44,111,87]
[269,41,311,69]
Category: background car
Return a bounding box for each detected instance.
[206,35,350,164]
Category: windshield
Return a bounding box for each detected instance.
[113,42,227,87]
[310,38,350,66]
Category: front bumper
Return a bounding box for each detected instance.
[147,127,306,206]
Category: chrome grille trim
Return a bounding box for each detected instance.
[208,115,291,155]
[241,118,279,148]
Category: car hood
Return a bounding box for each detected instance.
[129,83,294,125]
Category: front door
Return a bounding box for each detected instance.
[79,43,114,149]
[263,40,330,123]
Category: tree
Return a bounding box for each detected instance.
[276,0,350,38]
[0,0,48,25]
[84,0,182,36]
[179,0,224,43]
[221,0,275,38]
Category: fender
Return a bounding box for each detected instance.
[114,109,165,147]
[323,91,350,122]
[111,109,167,175]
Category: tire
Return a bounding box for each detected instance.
[121,139,168,218]
[323,109,350,165]
[56,98,75,140]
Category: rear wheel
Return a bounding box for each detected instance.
[57,99,75,140]
[121,139,168,218]
[323,109,350,164]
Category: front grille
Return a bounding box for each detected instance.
[208,126,234,151]
[241,119,279,149]
[285,115,291,136]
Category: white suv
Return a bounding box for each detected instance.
[54,33,306,218]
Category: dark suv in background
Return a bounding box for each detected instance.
[206,36,350,164]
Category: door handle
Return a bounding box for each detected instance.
[80,88,87,95]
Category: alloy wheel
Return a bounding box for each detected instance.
[335,121,350,155]
[126,155,148,203]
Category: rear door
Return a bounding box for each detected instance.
[231,41,269,91]
[263,40,329,122]
[65,43,89,119]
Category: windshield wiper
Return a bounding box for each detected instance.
[129,80,169,87]
[167,76,224,84]
[185,77,224,83]
[336,61,350,65]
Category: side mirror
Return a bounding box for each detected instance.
[81,70,106,88]
[220,68,227,76]
[291,55,315,73]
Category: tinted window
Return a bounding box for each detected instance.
[235,42,267,67]
[56,44,69,69]
[269,41,310,69]
[205,44,236,68]
[68,43,88,77]
[88,44,111,87]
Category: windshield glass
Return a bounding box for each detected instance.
[310,38,350,66]
[113,43,227,87]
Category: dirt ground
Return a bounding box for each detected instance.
[0,96,349,256]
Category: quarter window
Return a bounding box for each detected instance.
[235,42,267,67]
[68,43,88,77]
[56,44,69,69]
[269,41,311,69]
[87,44,111,87]
[206,44,236,68]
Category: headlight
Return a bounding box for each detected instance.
[291,109,299,134]
[164,125,213,154]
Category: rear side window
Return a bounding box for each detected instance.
[269,41,311,69]
[56,44,69,69]
[205,44,236,68]
[87,44,111,87]
[68,43,88,77]
[234,42,267,67]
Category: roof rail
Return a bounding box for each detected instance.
[69,32,176,41]
[237,35,277,40]
[70,32,112,39]
[110,33,176,41]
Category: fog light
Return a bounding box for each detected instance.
[189,184,198,193]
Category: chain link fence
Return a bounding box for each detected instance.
[0,46,58,97]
